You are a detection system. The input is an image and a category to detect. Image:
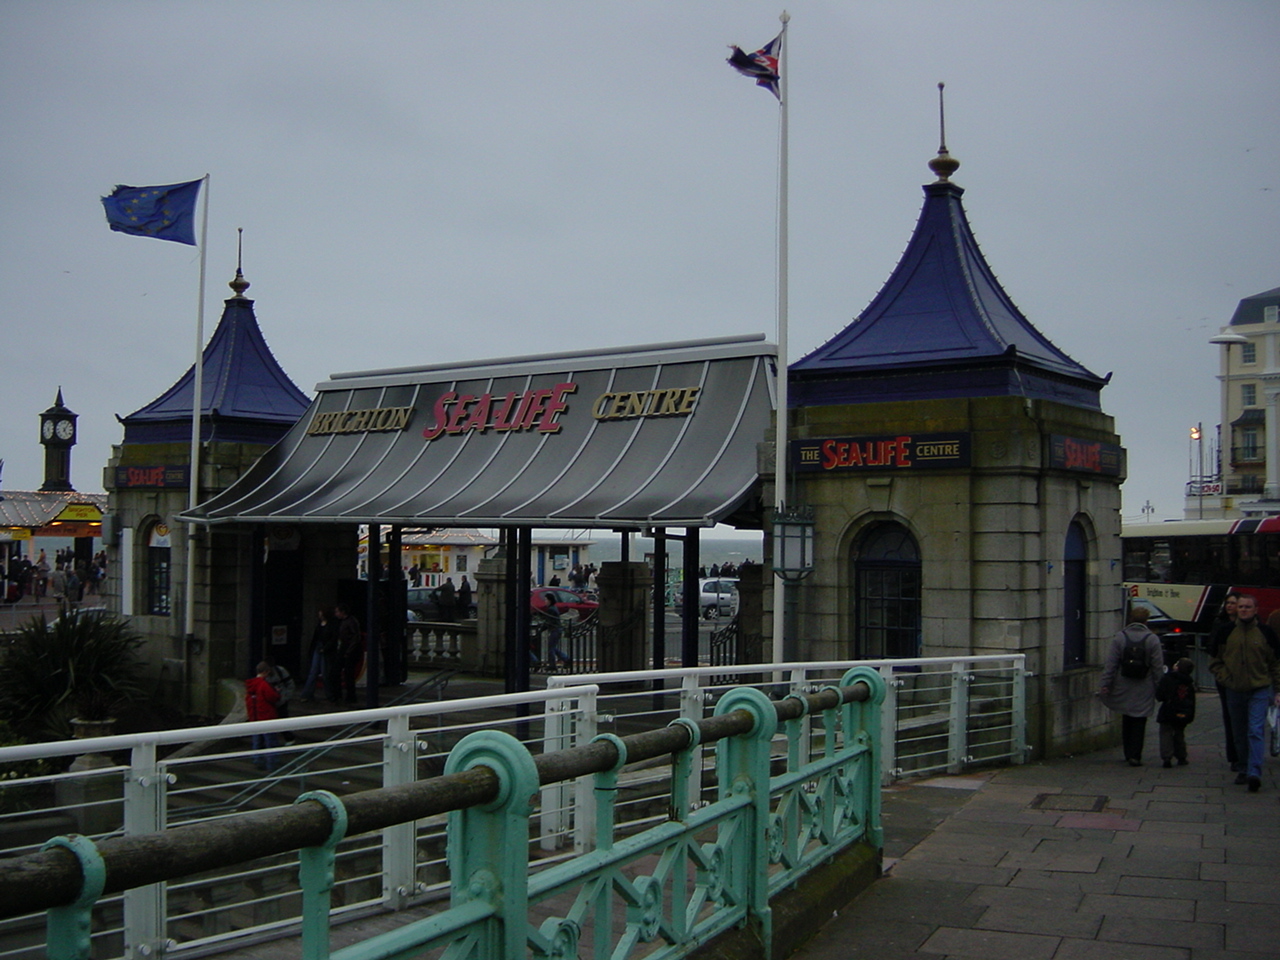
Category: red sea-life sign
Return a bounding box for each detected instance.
[791,434,970,472]
[422,383,579,440]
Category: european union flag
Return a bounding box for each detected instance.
[101,178,203,245]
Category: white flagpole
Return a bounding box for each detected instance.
[184,174,210,642]
[771,11,790,666]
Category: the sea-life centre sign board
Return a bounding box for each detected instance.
[792,433,971,473]
[186,335,776,529]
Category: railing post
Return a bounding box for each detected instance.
[382,714,417,908]
[679,673,706,810]
[713,686,778,951]
[572,686,599,854]
[539,691,573,852]
[787,668,813,768]
[840,666,886,849]
[42,834,105,960]
[1012,655,1028,764]
[295,790,348,960]
[123,741,170,958]
[444,730,541,960]
[878,664,899,784]
[947,661,970,773]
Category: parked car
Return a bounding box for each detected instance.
[677,578,739,618]
[531,587,598,621]
[406,585,477,620]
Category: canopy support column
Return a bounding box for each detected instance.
[682,528,699,667]
[365,522,381,710]
[652,529,667,672]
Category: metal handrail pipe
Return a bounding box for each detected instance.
[545,654,1022,687]
[0,685,601,765]
[0,681,869,918]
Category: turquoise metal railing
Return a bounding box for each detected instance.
[16,669,884,960]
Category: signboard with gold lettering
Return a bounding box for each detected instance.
[1048,435,1122,476]
[115,465,190,488]
[792,433,971,473]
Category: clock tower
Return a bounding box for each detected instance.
[39,388,77,491]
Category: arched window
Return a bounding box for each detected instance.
[852,522,921,659]
[146,521,172,616]
[1063,521,1087,668]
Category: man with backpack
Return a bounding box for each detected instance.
[1099,605,1165,766]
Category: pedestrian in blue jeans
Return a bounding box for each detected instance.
[1209,594,1280,793]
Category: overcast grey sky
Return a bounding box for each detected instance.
[1,1,1276,525]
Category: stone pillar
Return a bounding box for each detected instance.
[596,561,651,674]
[735,564,766,665]
[471,556,507,676]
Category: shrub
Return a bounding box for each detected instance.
[0,609,144,740]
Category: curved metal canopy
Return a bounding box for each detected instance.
[183,335,776,529]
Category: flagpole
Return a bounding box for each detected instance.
[771,11,790,667]
[184,174,210,643]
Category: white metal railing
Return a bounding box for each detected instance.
[0,654,1025,959]
[0,686,598,960]
[544,654,1028,852]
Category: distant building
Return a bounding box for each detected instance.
[1191,286,1280,518]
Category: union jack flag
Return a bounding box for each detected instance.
[727,32,782,99]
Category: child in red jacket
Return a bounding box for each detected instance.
[245,661,281,770]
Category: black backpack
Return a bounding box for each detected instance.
[1119,635,1149,679]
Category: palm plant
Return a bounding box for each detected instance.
[0,609,144,740]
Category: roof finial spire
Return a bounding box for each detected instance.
[229,227,250,297]
[928,81,961,182]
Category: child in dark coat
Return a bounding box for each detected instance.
[1156,657,1196,768]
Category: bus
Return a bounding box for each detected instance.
[1121,517,1280,633]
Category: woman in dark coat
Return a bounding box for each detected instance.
[1098,605,1165,766]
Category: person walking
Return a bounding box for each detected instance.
[299,608,336,702]
[335,603,364,705]
[1098,605,1164,766]
[245,661,281,771]
[457,576,472,618]
[1155,657,1197,767]
[1209,593,1280,792]
[1209,592,1242,770]
[438,577,457,622]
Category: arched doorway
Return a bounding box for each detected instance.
[851,522,921,659]
[1063,520,1088,668]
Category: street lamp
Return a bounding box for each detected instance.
[1190,423,1203,518]
[772,504,815,582]
[1209,331,1249,508]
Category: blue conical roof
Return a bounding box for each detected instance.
[122,272,310,444]
[791,166,1106,410]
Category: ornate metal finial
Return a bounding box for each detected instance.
[229,228,250,297]
[928,81,960,182]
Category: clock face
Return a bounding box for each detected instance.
[55,419,74,440]
[42,420,54,440]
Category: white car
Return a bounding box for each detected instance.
[690,578,738,618]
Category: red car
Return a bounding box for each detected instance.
[531,587,598,621]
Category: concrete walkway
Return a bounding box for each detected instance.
[793,703,1280,959]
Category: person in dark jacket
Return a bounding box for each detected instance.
[300,608,338,702]
[1156,657,1196,767]
[1209,594,1280,792]
[1098,605,1165,766]
[335,604,364,704]
[1208,592,1241,770]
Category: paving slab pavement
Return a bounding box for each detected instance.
[791,700,1280,959]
